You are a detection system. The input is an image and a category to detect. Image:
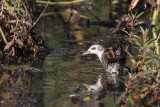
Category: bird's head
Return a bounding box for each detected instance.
[81,44,105,56]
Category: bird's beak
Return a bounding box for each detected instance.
[83,83,90,89]
[81,51,90,56]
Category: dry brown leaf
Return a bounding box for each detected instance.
[3,40,14,51]
[15,38,24,46]
[129,0,140,11]
[0,73,10,84]
[16,77,22,85]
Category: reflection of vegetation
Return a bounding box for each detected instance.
[41,53,101,106]
[0,68,33,106]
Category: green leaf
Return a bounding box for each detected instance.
[128,95,134,106]
[139,93,145,99]
[137,55,142,57]
[20,8,25,13]
[148,42,154,47]
[140,70,153,74]
[130,11,135,19]
[133,34,142,40]
[150,83,159,88]
[141,65,147,70]
[129,38,136,41]
[5,6,14,10]
[83,96,91,101]
[146,38,156,44]
[10,28,16,33]
[17,0,21,3]
[8,20,16,23]
[135,12,144,20]
[135,41,142,46]
[145,55,152,59]
[140,26,145,34]
[157,55,160,59]
[140,87,149,92]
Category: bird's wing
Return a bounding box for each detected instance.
[103,47,123,62]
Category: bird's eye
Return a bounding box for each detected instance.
[91,47,96,50]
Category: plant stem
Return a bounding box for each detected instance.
[151,0,160,55]
[0,26,8,44]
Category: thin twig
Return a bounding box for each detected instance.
[0,26,8,44]
[25,0,50,36]
[0,4,4,15]
[13,2,21,40]
[23,2,33,23]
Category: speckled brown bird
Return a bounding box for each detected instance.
[82,44,126,75]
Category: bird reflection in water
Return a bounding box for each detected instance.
[85,72,125,92]
[70,72,126,106]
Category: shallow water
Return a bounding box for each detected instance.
[0,1,130,107]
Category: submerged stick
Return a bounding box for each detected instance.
[0,26,8,44]
[36,0,85,5]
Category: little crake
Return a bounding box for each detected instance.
[82,44,126,75]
